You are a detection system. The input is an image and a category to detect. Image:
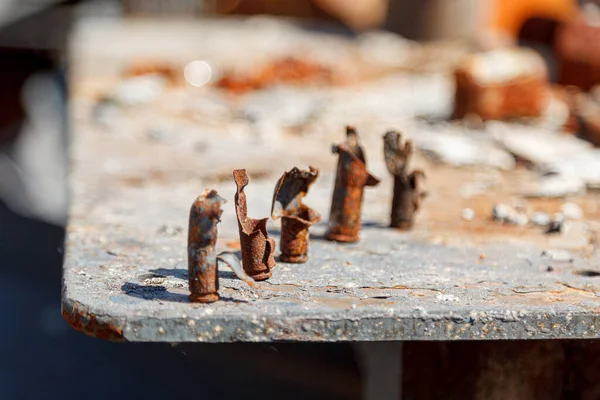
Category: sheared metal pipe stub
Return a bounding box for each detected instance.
[326,126,379,243]
[188,190,254,303]
[272,166,321,263]
[383,131,426,230]
[234,169,276,280]
[188,189,226,303]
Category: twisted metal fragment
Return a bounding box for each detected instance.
[234,169,276,280]
[383,131,426,230]
[272,166,321,263]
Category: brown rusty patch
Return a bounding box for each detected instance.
[453,50,547,120]
[216,57,337,94]
[125,61,180,85]
[497,286,598,306]
[62,300,125,342]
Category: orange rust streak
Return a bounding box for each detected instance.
[63,301,125,342]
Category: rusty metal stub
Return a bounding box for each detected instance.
[326,126,379,243]
[234,169,276,280]
[272,166,321,263]
[188,189,226,303]
[383,131,426,230]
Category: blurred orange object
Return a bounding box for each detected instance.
[489,0,578,39]
[216,57,336,94]
[556,19,600,91]
[261,58,334,85]
[126,62,180,85]
[453,48,548,120]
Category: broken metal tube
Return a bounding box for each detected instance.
[390,172,425,229]
[383,131,425,230]
[188,189,254,303]
[234,169,276,280]
[272,166,321,263]
[326,126,379,243]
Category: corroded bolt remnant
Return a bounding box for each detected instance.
[188,189,254,303]
[234,169,276,280]
[383,131,426,230]
[272,166,321,263]
[326,126,380,243]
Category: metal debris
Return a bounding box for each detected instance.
[188,189,254,303]
[234,169,276,280]
[383,131,426,229]
[271,166,321,263]
[326,127,380,242]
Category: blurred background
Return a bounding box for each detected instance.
[3,0,600,399]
